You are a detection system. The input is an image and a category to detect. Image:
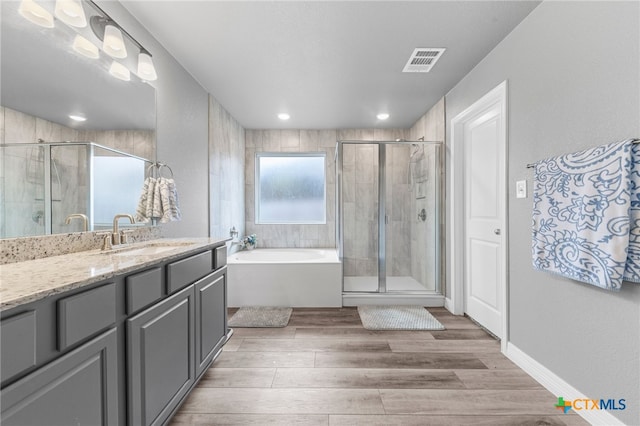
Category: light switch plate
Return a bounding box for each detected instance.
[516,180,527,199]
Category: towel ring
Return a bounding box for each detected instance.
[146,162,175,178]
[158,163,174,179]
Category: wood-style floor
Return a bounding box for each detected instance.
[171,307,588,425]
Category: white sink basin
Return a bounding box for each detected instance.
[104,241,196,256]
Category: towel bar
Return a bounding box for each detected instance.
[526,138,640,169]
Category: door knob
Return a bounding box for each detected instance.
[494,229,501,235]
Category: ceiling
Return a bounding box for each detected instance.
[124,1,540,130]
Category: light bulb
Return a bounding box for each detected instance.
[72,35,99,59]
[103,24,127,59]
[18,0,54,28]
[54,0,86,28]
[376,113,390,120]
[137,51,157,81]
[278,113,290,120]
[109,61,130,81]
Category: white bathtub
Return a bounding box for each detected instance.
[227,248,342,307]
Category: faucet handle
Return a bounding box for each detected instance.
[120,229,135,244]
[97,232,112,251]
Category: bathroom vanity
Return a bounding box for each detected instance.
[0,238,230,426]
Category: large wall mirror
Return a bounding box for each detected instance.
[1,0,157,238]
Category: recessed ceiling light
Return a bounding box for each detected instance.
[69,114,87,122]
[278,113,290,120]
[376,113,390,120]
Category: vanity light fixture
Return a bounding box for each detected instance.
[376,113,390,120]
[69,114,87,122]
[278,113,290,121]
[137,49,157,81]
[18,0,54,28]
[102,23,127,59]
[54,0,86,28]
[72,35,99,59]
[109,61,130,81]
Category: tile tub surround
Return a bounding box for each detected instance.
[0,226,162,265]
[0,237,227,311]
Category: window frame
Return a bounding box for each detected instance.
[254,152,327,225]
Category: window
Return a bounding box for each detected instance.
[256,153,326,224]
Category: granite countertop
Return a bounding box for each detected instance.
[0,238,229,312]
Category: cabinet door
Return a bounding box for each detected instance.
[195,267,227,377]
[127,285,195,426]
[1,328,118,426]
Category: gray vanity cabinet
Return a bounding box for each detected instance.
[195,267,227,377]
[127,284,195,426]
[0,328,119,426]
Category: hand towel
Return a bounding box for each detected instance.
[157,177,182,223]
[135,177,155,222]
[532,139,640,290]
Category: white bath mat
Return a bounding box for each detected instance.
[357,305,445,330]
[229,306,293,328]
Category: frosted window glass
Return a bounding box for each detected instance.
[93,156,145,225]
[257,154,326,224]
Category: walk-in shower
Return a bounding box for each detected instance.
[336,140,444,305]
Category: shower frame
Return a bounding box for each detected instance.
[335,139,445,299]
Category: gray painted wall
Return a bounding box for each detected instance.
[445,2,639,423]
[98,2,210,238]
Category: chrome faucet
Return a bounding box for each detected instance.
[65,213,88,231]
[112,214,135,245]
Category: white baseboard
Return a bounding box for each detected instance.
[505,343,627,426]
[444,297,453,312]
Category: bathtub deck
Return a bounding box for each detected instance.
[170,308,587,426]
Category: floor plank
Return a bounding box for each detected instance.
[231,327,297,339]
[430,329,494,340]
[214,351,315,368]
[172,413,329,425]
[238,338,392,352]
[294,327,436,340]
[178,388,385,414]
[328,414,588,425]
[197,367,276,387]
[388,339,501,353]
[272,368,465,389]
[454,369,544,390]
[314,352,488,369]
[379,389,565,415]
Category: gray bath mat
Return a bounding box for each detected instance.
[229,306,293,328]
[357,305,445,330]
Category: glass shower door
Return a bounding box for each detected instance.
[341,142,380,292]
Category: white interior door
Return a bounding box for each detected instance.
[461,85,506,338]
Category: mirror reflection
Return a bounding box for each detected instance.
[0,0,157,238]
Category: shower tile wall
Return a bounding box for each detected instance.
[0,106,155,238]
[408,97,445,291]
[209,96,246,246]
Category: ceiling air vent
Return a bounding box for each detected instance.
[402,48,446,73]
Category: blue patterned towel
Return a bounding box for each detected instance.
[532,139,640,291]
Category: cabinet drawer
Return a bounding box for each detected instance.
[214,245,227,269]
[1,311,37,383]
[167,251,212,293]
[126,267,163,314]
[58,283,116,350]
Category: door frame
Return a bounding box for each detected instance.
[449,80,509,351]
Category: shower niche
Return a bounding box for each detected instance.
[336,140,443,300]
